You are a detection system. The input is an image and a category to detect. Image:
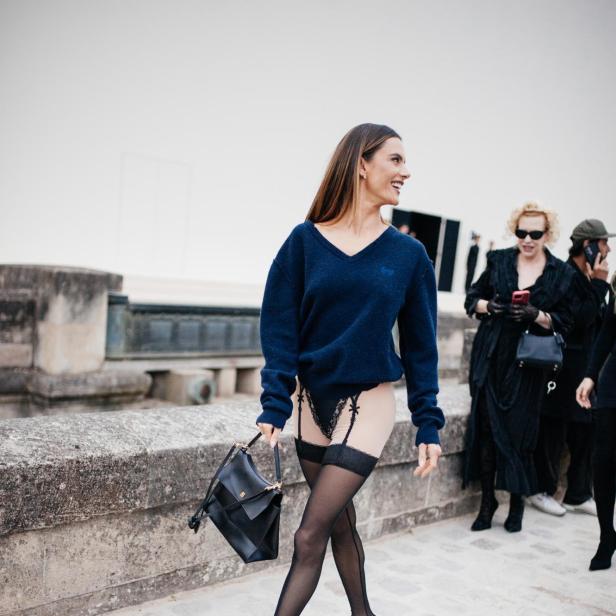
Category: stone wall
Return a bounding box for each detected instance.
[0,290,35,369]
[0,382,476,616]
[436,312,476,378]
[1,264,478,418]
[0,265,123,374]
[0,266,152,417]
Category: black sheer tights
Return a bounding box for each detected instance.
[593,409,616,545]
[274,457,375,616]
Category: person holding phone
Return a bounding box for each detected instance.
[463,202,574,533]
[531,219,613,518]
[577,275,616,570]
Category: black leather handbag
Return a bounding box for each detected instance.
[188,432,282,563]
[516,326,565,372]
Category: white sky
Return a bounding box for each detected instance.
[1,0,615,296]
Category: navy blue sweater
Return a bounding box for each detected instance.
[256,221,445,446]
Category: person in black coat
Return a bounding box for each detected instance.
[577,281,616,570]
[463,202,574,533]
[531,219,612,517]
[465,233,481,292]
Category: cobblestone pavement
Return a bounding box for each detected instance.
[108,505,615,616]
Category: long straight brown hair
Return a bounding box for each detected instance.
[306,123,401,224]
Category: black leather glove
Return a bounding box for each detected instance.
[508,303,540,323]
[486,299,506,315]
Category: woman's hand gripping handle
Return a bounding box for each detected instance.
[257,422,282,448]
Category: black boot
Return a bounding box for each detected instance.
[504,493,524,533]
[471,402,498,532]
[589,531,616,571]
[471,491,499,531]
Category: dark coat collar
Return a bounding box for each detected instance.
[493,246,573,308]
[566,256,591,283]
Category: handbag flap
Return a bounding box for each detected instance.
[217,450,277,520]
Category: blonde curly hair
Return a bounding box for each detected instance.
[506,201,559,246]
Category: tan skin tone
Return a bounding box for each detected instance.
[575,238,611,409]
[474,214,552,329]
[572,238,610,282]
[258,137,442,478]
[578,377,597,409]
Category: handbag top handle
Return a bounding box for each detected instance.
[237,432,281,484]
[524,311,557,336]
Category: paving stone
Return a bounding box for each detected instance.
[533,516,567,528]
[382,560,430,576]
[440,526,470,541]
[504,550,541,560]
[527,527,556,539]
[363,547,394,563]
[469,537,503,550]
[107,507,616,616]
[530,542,566,555]
[575,527,601,539]
[428,556,459,571]
[438,541,466,553]
[374,598,416,612]
[549,563,579,575]
[377,575,422,595]
[383,536,423,554]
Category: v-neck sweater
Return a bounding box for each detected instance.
[256,221,445,446]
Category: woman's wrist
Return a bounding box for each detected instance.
[475,299,489,314]
[534,310,551,329]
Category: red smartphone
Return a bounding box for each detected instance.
[512,290,530,305]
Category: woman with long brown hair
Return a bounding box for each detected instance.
[256,123,445,615]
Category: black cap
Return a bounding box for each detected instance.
[570,219,616,241]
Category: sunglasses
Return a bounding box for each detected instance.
[515,228,545,240]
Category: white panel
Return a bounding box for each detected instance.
[0,0,615,294]
[116,153,190,277]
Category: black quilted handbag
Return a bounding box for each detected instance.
[188,432,282,563]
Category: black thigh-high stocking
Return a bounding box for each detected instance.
[331,502,374,616]
[275,463,370,616]
[296,456,375,616]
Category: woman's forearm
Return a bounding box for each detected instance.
[534,310,552,329]
[475,299,489,314]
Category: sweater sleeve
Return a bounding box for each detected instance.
[464,254,494,318]
[547,272,575,337]
[586,296,616,382]
[397,251,446,446]
[256,238,303,430]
